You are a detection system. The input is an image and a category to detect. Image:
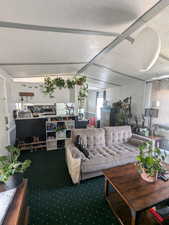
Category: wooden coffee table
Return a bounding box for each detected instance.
[103,163,169,225]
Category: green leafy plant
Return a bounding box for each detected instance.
[43,77,56,97]
[0,146,31,183]
[42,76,88,101]
[53,77,65,89]
[78,83,88,104]
[75,76,87,86]
[136,142,166,177]
[55,125,66,132]
[66,79,76,89]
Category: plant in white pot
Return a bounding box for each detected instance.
[136,142,166,183]
[0,146,31,188]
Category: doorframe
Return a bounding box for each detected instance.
[0,74,10,147]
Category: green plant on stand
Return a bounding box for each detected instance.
[136,142,166,183]
[0,146,31,183]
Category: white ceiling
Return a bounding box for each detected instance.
[0,0,169,88]
[0,0,157,32]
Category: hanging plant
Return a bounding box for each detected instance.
[66,79,76,89]
[43,77,56,97]
[75,76,87,86]
[42,76,88,100]
[78,83,88,104]
[53,77,65,89]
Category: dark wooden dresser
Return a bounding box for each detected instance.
[0,179,29,225]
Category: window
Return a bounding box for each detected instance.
[96,92,104,120]
[148,80,169,126]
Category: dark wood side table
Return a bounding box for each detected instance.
[103,164,169,225]
[0,179,29,225]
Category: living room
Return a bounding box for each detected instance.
[1,1,169,225]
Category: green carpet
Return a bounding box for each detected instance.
[21,150,119,225]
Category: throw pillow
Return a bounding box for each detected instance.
[75,135,81,147]
[80,145,90,159]
[75,135,90,158]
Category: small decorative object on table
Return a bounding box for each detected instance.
[150,203,169,224]
[0,146,31,189]
[136,141,167,183]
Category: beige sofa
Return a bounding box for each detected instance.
[66,126,153,184]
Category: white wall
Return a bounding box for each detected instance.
[0,68,15,155]
[106,81,146,117]
[12,82,75,104]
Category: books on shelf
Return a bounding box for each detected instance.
[46,117,75,150]
[66,121,75,129]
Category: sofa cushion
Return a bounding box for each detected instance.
[104,126,132,146]
[72,128,105,149]
[81,143,139,173]
[69,145,86,160]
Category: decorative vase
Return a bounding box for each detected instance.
[140,168,158,183]
[5,173,23,189]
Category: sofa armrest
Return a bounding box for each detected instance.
[132,134,153,142]
[132,134,155,148]
[65,140,83,184]
[65,140,85,159]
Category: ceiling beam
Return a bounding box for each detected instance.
[146,74,169,83]
[0,62,86,66]
[77,0,169,75]
[0,21,133,42]
[86,75,121,87]
[93,63,145,82]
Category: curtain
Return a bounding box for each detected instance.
[150,80,169,125]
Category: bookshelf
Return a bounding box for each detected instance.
[46,116,75,150]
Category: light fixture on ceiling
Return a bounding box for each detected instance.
[151,74,169,80]
[131,27,161,72]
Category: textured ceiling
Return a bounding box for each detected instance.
[0,0,158,32]
[0,0,168,88]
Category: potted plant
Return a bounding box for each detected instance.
[53,77,65,89]
[66,79,76,89]
[0,146,31,188]
[75,76,87,86]
[136,142,166,183]
[43,77,55,97]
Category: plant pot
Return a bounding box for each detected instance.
[5,173,23,189]
[140,168,158,183]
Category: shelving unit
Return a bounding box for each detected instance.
[18,140,46,151]
[46,116,75,150]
